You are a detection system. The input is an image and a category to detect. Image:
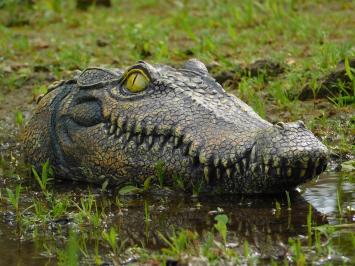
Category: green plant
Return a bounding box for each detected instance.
[172,174,185,190]
[144,201,151,223]
[275,200,281,212]
[15,111,23,126]
[6,184,21,216]
[143,176,153,191]
[159,229,198,257]
[336,189,343,218]
[32,85,47,100]
[58,231,79,266]
[214,214,228,244]
[191,180,204,197]
[307,204,312,246]
[74,193,102,228]
[155,161,165,187]
[31,160,53,196]
[102,227,125,255]
[288,238,306,266]
[243,240,249,258]
[286,191,292,211]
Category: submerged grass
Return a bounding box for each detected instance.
[0,159,353,265]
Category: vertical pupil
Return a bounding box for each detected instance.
[125,71,148,92]
[132,73,138,86]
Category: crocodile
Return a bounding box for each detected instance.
[23,59,328,194]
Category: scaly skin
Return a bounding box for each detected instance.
[23,59,328,194]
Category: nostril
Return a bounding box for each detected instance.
[297,120,305,128]
[275,122,285,129]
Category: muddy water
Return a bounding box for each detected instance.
[0,168,353,265]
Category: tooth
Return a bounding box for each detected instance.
[287,168,292,177]
[242,158,247,167]
[213,156,219,167]
[226,168,231,178]
[174,136,180,147]
[115,127,121,136]
[138,134,144,144]
[216,168,221,179]
[276,168,281,176]
[117,116,125,129]
[235,164,241,175]
[300,169,306,178]
[273,158,280,167]
[183,142,191,155]
[264,165,269,175]
[222,158,228,168]
[148,136,153,146]
[239,160,244,171]
[110,113,116,124]
[314,158,320,167]
[250,146,257,162]
[126,121,134,133]
[204,166,209,183]
[263,156,269,166]
[125,132,132,141]
[311,167,317,177]
[199,153,207,164]
[109,124,116,134]
[134,123,142,134]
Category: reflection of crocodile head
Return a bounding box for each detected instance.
[24,59,328,193]
[115,192,327,257]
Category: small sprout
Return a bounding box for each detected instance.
[143,176,153,191]
[58,231,79,266]
[32,160,53,197]
[307,204,312,246]
[144,201,151,222]
[155,161,165,187]
[336,189,343,218]
[6,184,21,215]
[243,240,249,258]
[172,174,184,190]
[344,57,354,81]
[102,227,119,254]
[285,191,292,210]
[15,111,23,126]
[214,214,229,244]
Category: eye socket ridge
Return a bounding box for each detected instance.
[122,68,150,93]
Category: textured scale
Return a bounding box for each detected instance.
[23,59,329,194]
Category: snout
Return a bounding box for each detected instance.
[250,120,329,190]
[263,144,328,182]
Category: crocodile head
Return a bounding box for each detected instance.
[24,59,328,193]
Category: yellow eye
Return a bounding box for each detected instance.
[124,70,149,93]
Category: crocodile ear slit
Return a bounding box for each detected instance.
[77,67,121,89]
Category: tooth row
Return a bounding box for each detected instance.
[202,159,246,185]
[106,114,190,153]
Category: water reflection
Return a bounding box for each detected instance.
[0,170,353,263]
[303,172,355,222]
[114,191,328,257]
